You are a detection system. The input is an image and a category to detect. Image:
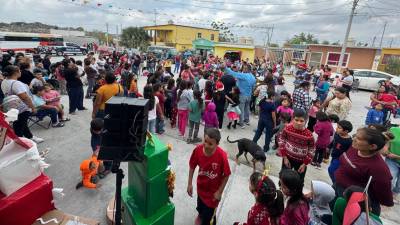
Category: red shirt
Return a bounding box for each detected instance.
[335,147,394,207]
[189,144,231,208]
[244,203,275,225]
[155,91,165,113]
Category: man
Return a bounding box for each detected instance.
[292,81,312,113]
[220,70,236,96]
[223,63,256,128]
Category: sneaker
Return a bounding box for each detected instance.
[69,111,77,115]
[52,122,65,128]
[186,138,192,144]
[241,125,246,129]
[78,107,88,111]
[193,137,202,143]
[245,122,250,126]
[31,136,44,143]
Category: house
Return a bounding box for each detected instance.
[142,24,219,51]
[214,42,255,62]
[377,48,400,72]
[307,44,381,72]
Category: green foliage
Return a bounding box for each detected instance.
[269,43,279,47]
[120,27,150,51]
[287,32,319,45]
[385,57,400,75]
[211,21,234,42]
[322,40,330,45]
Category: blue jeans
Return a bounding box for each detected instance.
[385,157,400,193]
[252,119,273,152]
[156,117,165,134]
[174,63,180,73]
[67,86,84,113]
[148,119,156,134]
[36,108,58,124]
[328,158,340,183]
[239,95,251,125]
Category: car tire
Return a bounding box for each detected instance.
[56,51,63,56]
[81,50,87,55]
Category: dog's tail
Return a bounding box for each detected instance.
[226,136,240,144]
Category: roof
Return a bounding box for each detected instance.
[142,24,218,31]
[215,42,255,49]
[307,44,380,50]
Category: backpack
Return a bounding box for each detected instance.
[2,81,25,113]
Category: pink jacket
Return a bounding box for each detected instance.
[314,120,334,149]
[202,102,219,128]
[279,200,310,225]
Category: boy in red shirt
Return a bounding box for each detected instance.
[188,128,231,225]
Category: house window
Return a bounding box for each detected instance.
[211,34,214,41]
[326,52,349,67]
[309,52,322,68]
[197,33,202,38]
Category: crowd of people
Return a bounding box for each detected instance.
[1,49,400,225]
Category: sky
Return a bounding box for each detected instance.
[1,0,400,47]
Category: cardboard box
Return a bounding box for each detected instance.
[32,210,100,225]
[0,174,54,225]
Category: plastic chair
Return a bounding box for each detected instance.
[28,113,51,129]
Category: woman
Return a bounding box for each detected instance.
[18,57,34,86]
[370,85,386,108]
[63,59,86,115]
[315,75,330,103]
[275,76,287,99]
[341,69,353,98]
[324,87,352,120]
[92,73,123,119]
[384,127,400,203]
[1,65,43,143]
[335,128,394,215]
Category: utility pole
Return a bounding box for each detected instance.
[371,36,376,47]
[269,24,274,46]
[106,23,109,46]
[154,9,158,45]
[116,25,119,37]
[389,37,394,48]
[337,0,360,72]
[379,21,387,48]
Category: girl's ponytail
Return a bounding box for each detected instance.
[256,176,284,219]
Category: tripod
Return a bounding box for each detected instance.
[111,161,124,225]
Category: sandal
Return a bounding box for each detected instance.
[52,122,65,128]
[60,118,71,122]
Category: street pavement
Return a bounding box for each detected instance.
[35,57,399,224]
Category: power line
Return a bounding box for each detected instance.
[190,0,334,6]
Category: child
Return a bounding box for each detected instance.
[165,79,177,126]
[272,112,292,152]
[177,80,193,136]
[279,169,310,225]
[188,90,203,144]
[234,172,284,225]
[213,81,226,129]
[308,180,335,225]
[32,86,64,128]
[144,85,160,134]
[253,91,277,153]
[75,150,103,189]
[307,99,320,132]
[328,120,353,183]
[153,83,165,135]
[42,83,67,120]
[279,109,315,182]
[277,98,294,118]
[312,111,334,168]
[188,128,231,225]
[365,103,384,126]
[30,68,46,89]
[202,102,219,132]
[226,86,241,129]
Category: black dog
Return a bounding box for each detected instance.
[227,136,266,171]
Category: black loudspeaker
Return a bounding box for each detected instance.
[98,97,149,162]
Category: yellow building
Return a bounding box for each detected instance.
[214,42,255,62]
[377,48,400,72]
[143,24,219,51]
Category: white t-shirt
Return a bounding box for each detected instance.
[1,79,32,112]
[342,75,353,86]
[198,78,207,93]
[148,96,159,120]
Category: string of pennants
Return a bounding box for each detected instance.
[63,0,273,30]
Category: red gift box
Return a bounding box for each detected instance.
[0,173,55,225]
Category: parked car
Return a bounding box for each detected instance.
[50,42,87,56]
[330,69,400,91]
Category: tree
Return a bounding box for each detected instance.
[211,21,234,42]
[331,40,341,46]
[120,27,150,51]
[287,32,319,45]
[385,57,400,75]
[322,40,330,45]
[86,30,114,45]
[269,43,279,47]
